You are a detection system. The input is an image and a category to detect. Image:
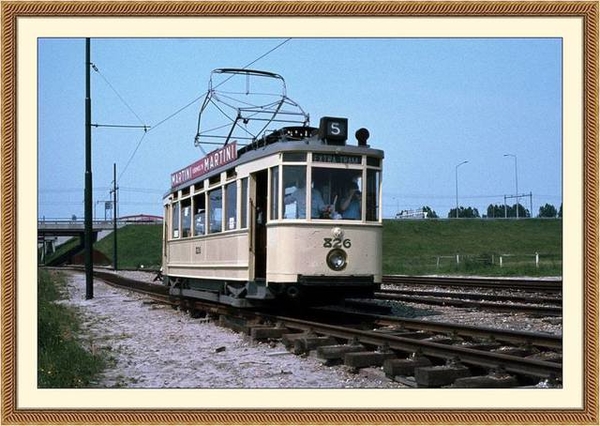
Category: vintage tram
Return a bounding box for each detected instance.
[162,69,384,307]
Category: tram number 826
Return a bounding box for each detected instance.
[323,238,352,249]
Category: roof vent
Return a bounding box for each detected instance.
[355,128,370,147]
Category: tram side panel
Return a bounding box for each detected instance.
[165,232,250,281]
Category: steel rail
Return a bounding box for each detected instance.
[271,315,562,380]
[383,275,562,292]
[377,288,561,304]
[310,308,563,350]
[375,292,562,316]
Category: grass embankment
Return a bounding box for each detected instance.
[38,269,105,387]
[94,224,162,270]
[383,219,562,276]
[53,220,562,277]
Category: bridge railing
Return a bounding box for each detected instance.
[38,218,162,230]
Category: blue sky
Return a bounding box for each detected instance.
[38,37,562,219]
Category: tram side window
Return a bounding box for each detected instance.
[282,165,306,219]
[193,193,206,236]
[225,181,237,230]
[312,168,363,220]
[241,178,248,228]
[208,188,223,233]
[366,169,381,221]
[270,166,279,220]
[172,202,180,238]
[181,198,192,237]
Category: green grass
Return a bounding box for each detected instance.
[383,219,562,276]
[94,224,162,270]
[40,236,82,265]
[61,220,561,277]
[38,269,106,387]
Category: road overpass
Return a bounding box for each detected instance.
[38,220,122,265]
[38,219,123,238]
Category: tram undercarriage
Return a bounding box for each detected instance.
[166,275,378,308]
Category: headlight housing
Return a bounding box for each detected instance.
[326,249,347,271]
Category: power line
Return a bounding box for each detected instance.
[150,38,293,132]
[39,187,110,193]
[119,186,164,194]
[149,95,203,132]
[244,38,291,69]
[118,131,147,182]
[97,38,294,188]
[92,63,147,127]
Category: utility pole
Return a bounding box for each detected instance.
[112,163,118,271]
[504,154,519,219]
[455,160,468,218]
[84,38,94,299]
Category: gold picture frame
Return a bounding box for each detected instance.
[1,1,598,424]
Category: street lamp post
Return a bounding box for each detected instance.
[504,154,519,219]
[455,160,468,218]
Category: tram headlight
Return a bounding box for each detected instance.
[326,249,347,271]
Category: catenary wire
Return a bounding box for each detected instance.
[91,63,147,127]
[97,38,293,197]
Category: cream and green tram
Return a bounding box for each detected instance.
[162,116,383,307]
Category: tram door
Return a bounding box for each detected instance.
[250,170,268,280]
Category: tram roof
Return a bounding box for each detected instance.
[167,125,384,196]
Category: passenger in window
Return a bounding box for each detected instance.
[285,178,327,219]
[340,182,361,220]
[194,209,205,235]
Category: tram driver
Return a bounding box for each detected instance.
[285,177,329,219]
[340,182,361,220]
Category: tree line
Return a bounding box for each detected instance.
[408,203,562,219]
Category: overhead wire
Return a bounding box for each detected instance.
[151,38,292,136]
[94,38,293,206]
[118,131,147,182]
[91,63,147,128]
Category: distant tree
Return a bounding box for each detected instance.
[486,204,505,218]
[512,203,530,218]
[422,206,438,219]
[538,203,558,218]
[448,206,480,218]
[497,203,530,218]
[558,203,563,218]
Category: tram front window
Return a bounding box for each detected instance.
[282,165,380,221]
[312,168,363,220]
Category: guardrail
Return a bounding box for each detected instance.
[38,219,162,229]
[435,253,561,269]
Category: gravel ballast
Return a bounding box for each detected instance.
[62,270,561,389]
[63,271,404,389]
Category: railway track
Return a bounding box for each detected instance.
[380,275,562,316]
[383,275,562,293]
[267,314,562,387]
[88,269,562,388]
[375,288,562,316]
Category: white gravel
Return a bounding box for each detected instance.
[60,270,561,389]
[61,271,404,389]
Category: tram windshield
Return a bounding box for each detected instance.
[281,165,380,221]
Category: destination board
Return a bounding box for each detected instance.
[313,153,362,164]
